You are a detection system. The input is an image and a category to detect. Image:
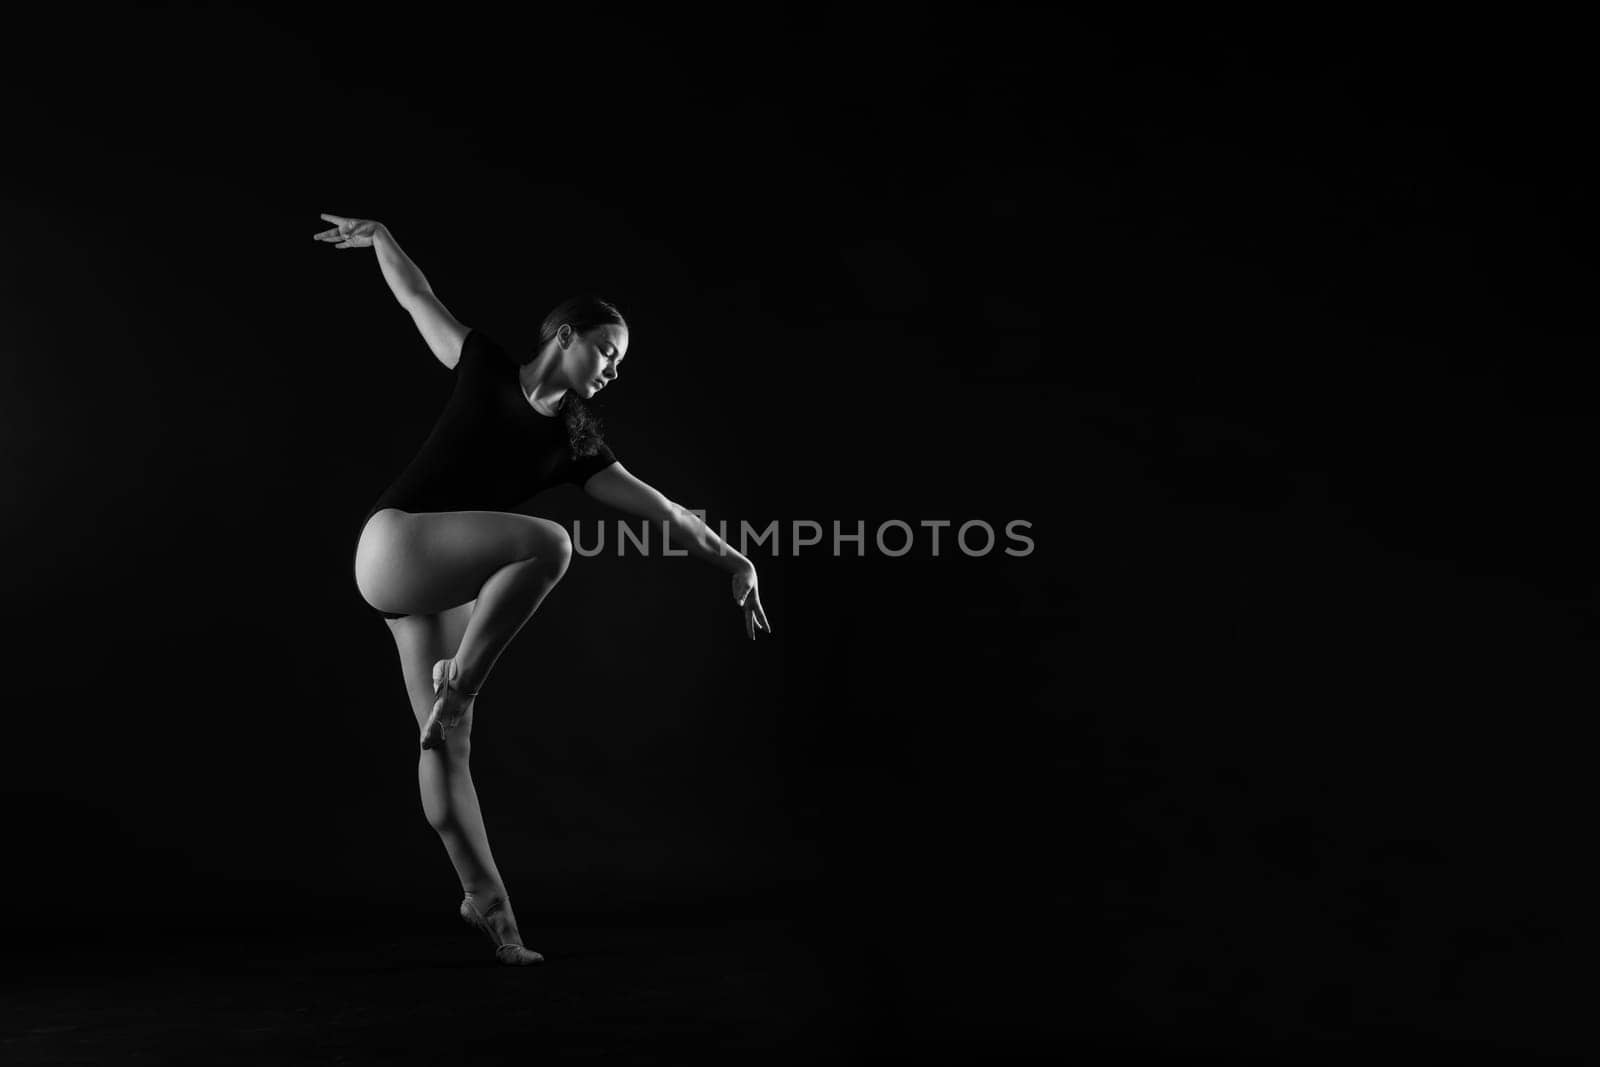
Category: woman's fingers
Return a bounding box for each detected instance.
[318,219,376,249]
[316,214,375,242]
[738,590,770,639]
[732,571,767,638]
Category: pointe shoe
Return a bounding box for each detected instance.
[420,658,478,751]
[460,894,544,965]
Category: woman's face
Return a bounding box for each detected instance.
[561,323,629,398]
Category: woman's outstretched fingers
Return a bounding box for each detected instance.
[739,590,770,640]
[729,564,770,640]
[314,214,382,247]
[314,213,349,240]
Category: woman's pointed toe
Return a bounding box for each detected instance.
[459,894,543,965]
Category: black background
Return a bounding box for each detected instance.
[3,7,1596,1063]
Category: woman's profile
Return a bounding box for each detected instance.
[320,213,772,966]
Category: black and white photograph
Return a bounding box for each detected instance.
[2,7,1593,1064]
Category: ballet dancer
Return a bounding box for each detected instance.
[321,214,773,965]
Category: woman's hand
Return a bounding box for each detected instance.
[313,213,385,249]
[732,562,772,641]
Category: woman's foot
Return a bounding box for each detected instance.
[420,658,477,750]
[460,891,543,965]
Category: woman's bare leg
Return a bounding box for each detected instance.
[449,548,570,691]
[388,604,510,901]
[358,509,572,946]
[388,604,536,954]
[356,508,574,694]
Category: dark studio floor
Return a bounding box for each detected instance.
[3,906,1582,1066]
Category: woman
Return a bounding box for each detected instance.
[319,213,773,966]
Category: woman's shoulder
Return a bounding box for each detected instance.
[458,328,524,373]
[463,327,504,356]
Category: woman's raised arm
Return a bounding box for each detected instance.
[315,214,467,368]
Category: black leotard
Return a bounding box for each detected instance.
[359,328,618,530]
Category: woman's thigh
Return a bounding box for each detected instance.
[356,508,571,618]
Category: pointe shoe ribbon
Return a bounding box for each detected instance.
[460,895,544,965]
[421,658,479,750]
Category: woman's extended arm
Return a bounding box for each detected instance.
[315,214,466,368]
[584,462,773,639]
[371,225,434,305]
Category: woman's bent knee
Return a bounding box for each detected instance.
[508,520,572,583]
[512,518,572,568]
[539,525,573,577]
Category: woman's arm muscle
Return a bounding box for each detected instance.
[368,225,466,369]
[585,463,749,572]
[582,462,676,521]
[401,289,469,370]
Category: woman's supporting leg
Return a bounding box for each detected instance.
[388,604,511,904]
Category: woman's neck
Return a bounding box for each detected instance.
[518,355,569,414]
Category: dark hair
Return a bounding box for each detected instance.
[536,295,626,458]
